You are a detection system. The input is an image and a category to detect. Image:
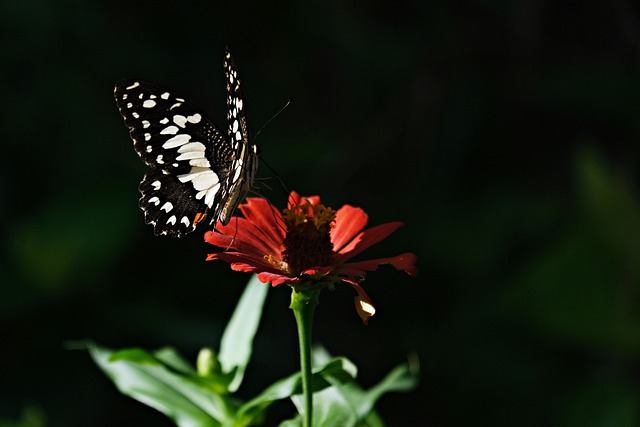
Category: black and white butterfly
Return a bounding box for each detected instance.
[114,50,258,237]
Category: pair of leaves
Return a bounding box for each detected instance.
[88,275,418,426]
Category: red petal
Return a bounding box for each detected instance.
[330,205,368,253]
[337,253,418,276]
[288,191,321,209]
[206,251,279,272]
[238,198,285,253]
[334,222,404,263]
[256,271,299,286]
[204,224,275,261]
[342,278,376,325]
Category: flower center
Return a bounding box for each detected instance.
[281,201,336,276]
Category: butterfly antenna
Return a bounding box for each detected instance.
[254,97,292,140]
[247,188,288,234]
[217,217,239,252]
[259,156,290,198]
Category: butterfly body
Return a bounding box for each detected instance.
[114,50,257,237]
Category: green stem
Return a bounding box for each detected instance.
[290,287,320,427]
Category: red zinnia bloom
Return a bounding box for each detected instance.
[205,192,417,324]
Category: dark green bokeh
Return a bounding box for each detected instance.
[2,0,639,425]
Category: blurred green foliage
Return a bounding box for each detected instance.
[1,0,639,426]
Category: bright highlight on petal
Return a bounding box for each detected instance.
[355,296,376,326]
[205,191,417,324]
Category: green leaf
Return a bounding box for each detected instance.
[89,344,234,427]
[300,386,357,427]
[354,363,419,418]
[299,362,417,426]
[218,274,269,392]
[304,347,420,426]
[314,347,419,424]
[235,357,357,426]
[154,346,197,375]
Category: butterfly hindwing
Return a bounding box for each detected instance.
[139,168,207,237]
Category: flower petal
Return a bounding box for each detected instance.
[355,297,376,325]
[288,191,321,209]
[205,224,276,262]
[343,278,376,325]
[330,205,368,253]
[206,250,279,272]
[334,222,405,263]
[238,197,285,253]
[337,253,418,276]
[256,271,299,287]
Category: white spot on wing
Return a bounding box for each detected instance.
[181,216,190,227]
[161,202,173,212]
[176,142,207,162]
[175,151,204,161]
[233,164,242,181]
[126,82,140,90]
[167,215,177,225]
[151,180,161,190]
[160,125,179,135]
[193,170,218,190]
[160,118,169,124]
[177,167,220,205]
[161,92,170,100]
[146,145,152,153]
[189,158,210,167]
[173,115,188,128]
[163,134,191,149]
[143,99,156,108]
[144,133,151,141]
[148,196,160,206]
[177,141,206,153]
[142,120,150,128]
[132,112,139,119]
[156,154,164,164]
[204,183,220,207]
[187,114,202,124]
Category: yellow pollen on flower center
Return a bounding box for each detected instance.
[264,254,288,271]
[281,201,336,276]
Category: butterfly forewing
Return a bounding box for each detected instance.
[114,50,258,237]
[217,51,257,224]
[114,80,231,173]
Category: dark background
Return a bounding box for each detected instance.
[2,0,640,426]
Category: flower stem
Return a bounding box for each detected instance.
[290,287,320,427]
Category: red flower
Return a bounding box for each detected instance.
[205,192,417,324]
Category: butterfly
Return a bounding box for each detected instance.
[114,49,258,237]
